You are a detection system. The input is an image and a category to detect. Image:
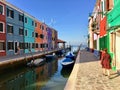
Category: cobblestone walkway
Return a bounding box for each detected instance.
[75,50,120,90]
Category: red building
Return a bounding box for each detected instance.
[0,1,6,56]
[100,17,107,37]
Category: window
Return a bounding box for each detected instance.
[32,21,34,26]
[40,44,43,48]
[19,14,24,22]
[32,32,34,37]
[36,43,38,48]
[32,43,35,48]
[40,34,44,39]
[28,43,31,49]
[25,30,27,36]
[25,17,27,23]
[42,25,44,30]
[0,42,5,50]
[40,25,42,29]
[7,8,14,18]
[19,28,24,35]
[0,4,3,15]
[19,42,24,49]
[35,23,37,27]
[7,24,13,34]
[25,43,28,49]
[0,22,4,32]
[8,42,14,50]
[35,33,38,38]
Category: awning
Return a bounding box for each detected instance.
[57,39,66,43]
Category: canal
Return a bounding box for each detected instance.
[0,55,73,90]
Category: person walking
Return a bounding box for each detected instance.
[17,46,20,55]
[101,48,111,78]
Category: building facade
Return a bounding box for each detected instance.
[107,0,120,70]
[89,0,120,71]
[41,23,48,51]
[6,2,24,56]
[47,27,52,50]
[0,0,59,57]
[24,13,35,53]
[0,0,6,56]
[35,20,43,52]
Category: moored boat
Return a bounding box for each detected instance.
[27,58,45,67]
[65,52,75,60]
[61,58,74,67]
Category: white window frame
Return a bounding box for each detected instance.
[8,40,14,51]
[0,3,4,15]
[7,8,14,19]
[25,17,28,23]
[25,29,28,36]
[7,23,13,34]
[19,14,24,22]
[0,21,5,33]
[0,40,5,52]
[19,27,24,36]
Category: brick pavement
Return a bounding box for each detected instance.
[65,50,120,90]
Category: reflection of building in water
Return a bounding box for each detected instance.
[0,58,58,90]
[0,70,36,90]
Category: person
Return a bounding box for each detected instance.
[101,48,111,78]
[17,46,20,55]
[99,48,103,60]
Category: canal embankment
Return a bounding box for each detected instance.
[0,49,67,71]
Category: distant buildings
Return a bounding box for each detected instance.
[0,0,60,57]
[88,0,120,70]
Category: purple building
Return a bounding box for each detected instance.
[47,27,52,50]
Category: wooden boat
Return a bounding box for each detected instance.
[61,58,74,67]
[27,58,45,67]
[65,52,75,60]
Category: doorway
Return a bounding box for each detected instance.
[14,42,18,54]
[115,31,120,70]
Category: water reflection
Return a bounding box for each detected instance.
[0,58,58,90]
[61,66,73,78]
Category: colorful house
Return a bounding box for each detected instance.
[0,0,59,57]
[35,20,43,52]
[107,0,120,70]
[41,23,48,51]
[47,27,52,50]
[6,2,24,56]
[0,0,6,56]
[24,13,35,53]
[52,29,58,49]
[54,29,58,49]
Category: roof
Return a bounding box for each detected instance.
[57,39,66,43]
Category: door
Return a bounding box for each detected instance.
[14,42,18,54]
[115,31,120,70]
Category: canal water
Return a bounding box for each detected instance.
[0,46,81,90]
[0,55,73,90]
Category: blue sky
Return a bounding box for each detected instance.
[6,0,96,45]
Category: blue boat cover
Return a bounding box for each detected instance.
[62,58,73,62]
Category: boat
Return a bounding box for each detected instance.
[65,52,75,60]
[27,58,45,67]
[61,58,74,67]
[45,54,58,62]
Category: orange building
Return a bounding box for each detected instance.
[41,23,48,51]
[35,20,43,51]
